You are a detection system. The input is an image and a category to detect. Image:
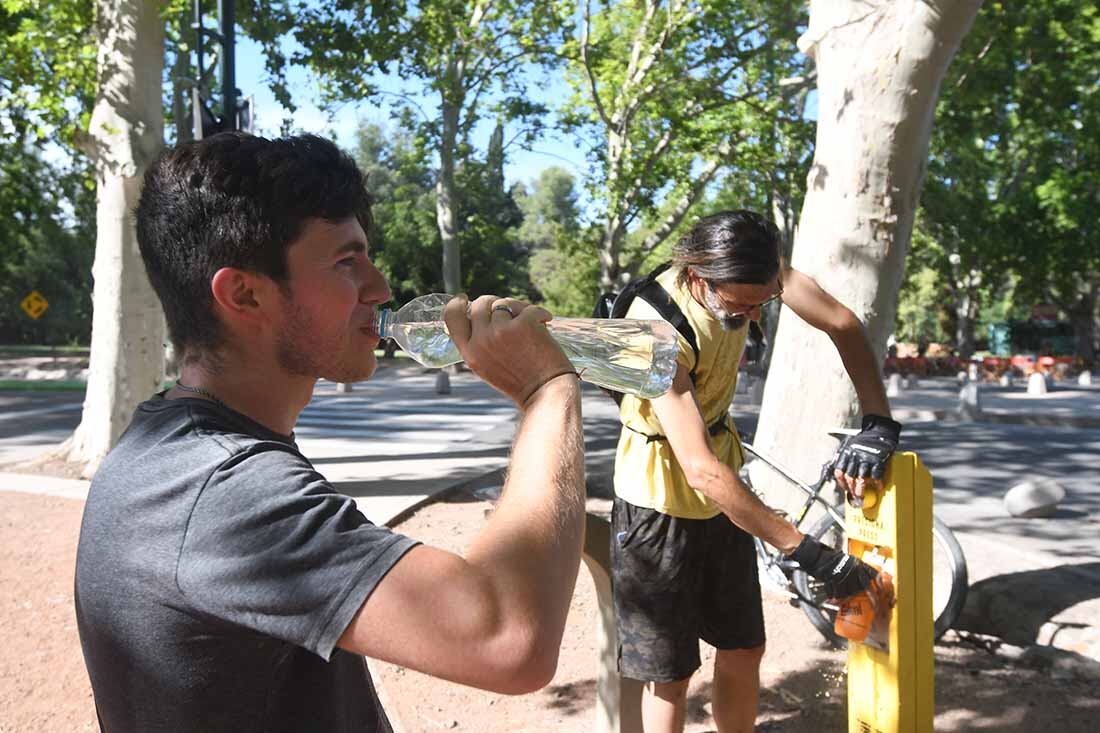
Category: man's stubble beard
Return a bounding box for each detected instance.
[275,297,376,383]
[700,286,748,331]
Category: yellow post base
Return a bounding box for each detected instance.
[846,452,934,733]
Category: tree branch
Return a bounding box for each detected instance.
[580,0,612,128]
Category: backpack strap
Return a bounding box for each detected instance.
[635,278,700,381]
[612,262,699,380]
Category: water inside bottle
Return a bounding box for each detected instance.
[389,322,462,368]
[375,293,680,399]
[548,318,678,399]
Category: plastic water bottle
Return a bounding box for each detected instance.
[375,293,680,399]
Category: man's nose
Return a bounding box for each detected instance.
[360,262,391,305]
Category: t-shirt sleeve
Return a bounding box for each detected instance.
[624,296,697,375]
[176,444,419,661]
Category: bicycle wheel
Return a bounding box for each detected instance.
[792,512,969,646]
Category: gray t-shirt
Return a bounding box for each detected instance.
[75,394,419,732]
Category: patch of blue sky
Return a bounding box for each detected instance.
[233,35,592,205]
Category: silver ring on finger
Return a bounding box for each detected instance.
[492,303,515,317]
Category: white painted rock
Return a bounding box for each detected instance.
[1004,479,1067,518]
[957,371,969,385]
[968,363,980,381]
[958,382,982,419]
[999,374,1013,388]
[1078,370,1093,386]
[336,382,353,393]
[887,373,902,397]
[1027,372,1048,395]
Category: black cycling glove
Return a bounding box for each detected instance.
[786,535,878,599]
[835,414,902,480]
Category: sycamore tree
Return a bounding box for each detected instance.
[753,0,982,496]
[2,0,166,475]
[64,0,166,475]
[2,0,296,474]
[562,0,811,291]
[281,0,572,295]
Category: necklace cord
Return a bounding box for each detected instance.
[174,381,227,409]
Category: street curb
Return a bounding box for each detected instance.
[381,466,507,529]
[0,471,89,500]
[892,408,1100,429]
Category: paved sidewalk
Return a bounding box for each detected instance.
[0,364,526,527]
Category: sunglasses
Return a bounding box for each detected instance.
[707,280,784,318]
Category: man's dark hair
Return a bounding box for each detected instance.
[671,210,781,287]
[136,132,373,365]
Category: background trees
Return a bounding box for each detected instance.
[752,0,983,490]
[2,0,1098,471]
[562,0,810,291]
[282,0,572,296]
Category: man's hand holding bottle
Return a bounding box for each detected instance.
[442,294,577,407]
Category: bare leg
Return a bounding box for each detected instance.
[641,676,692,733]
[711,645,765,733]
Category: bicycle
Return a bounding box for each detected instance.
[739,433,969,646]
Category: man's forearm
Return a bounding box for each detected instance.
[830,320,891,418]
[465,375,586,643]
[689,458,802,554]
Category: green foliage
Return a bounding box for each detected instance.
[355,120,442,303]
[528,237,600,317]
[514,166,581,251]
[355,119,535,302]
[0,141,95,344]
[911,0,1100,356]
[0,0,96,146]
[512,166,592,314]
[562,0,810,282]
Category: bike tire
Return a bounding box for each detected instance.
[792,512,969,646]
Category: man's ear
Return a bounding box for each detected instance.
[210,267,273,327]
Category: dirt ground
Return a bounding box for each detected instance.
[1,487,1097,732]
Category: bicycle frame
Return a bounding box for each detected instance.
[741,441,847,530]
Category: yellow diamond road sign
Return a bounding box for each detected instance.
[20,290,49,320]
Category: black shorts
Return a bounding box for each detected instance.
[610,498,765,683]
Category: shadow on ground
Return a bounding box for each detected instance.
[957,562,1100,645]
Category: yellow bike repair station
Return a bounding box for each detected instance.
[845,452,934,733]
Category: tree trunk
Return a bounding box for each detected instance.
[437,98,461,295]
[752,0,981,503]
[954,288,977,362]
[598,215,627,293]
[57,0,165,478]
[1068,283,1098,363]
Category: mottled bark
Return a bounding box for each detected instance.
[753,0,981,502]
[55,0,165,477]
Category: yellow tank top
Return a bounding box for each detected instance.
[612,266,747,519]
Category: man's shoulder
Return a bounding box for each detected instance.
[95,398,309,498]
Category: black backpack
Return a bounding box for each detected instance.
[591,263,700,405]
